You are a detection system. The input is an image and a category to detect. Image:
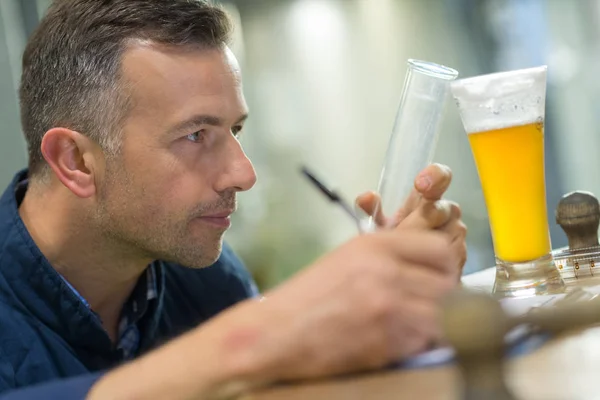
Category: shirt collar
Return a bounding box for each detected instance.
[57,266,158,310]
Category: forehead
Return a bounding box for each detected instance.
[120,43,246,118]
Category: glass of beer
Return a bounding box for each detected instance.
[451,66,565,297]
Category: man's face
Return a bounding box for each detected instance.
[95,44,256,268]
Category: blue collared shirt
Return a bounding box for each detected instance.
[59,266,158,360]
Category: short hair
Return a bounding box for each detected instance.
[19,0,233,177]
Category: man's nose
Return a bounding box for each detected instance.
[214,137,257,193]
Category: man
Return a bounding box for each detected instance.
[0,0,466,399]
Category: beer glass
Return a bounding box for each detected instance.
[451,66,565,297]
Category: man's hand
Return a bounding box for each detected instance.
[253,229,463,381]
[356,163,467,275]
[87,164,467,400]
[356,163,454,228]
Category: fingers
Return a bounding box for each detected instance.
[443,214,467,244]
[390,163,453,226]
[390,189,421,226]
[441,218,468,275]
[355,163,453,229]
[400,199,458,230]
[355,191,386,227]
[414,163,452,201]
[380,230,460,274]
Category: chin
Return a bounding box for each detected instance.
[157,227,224,267]
[177,243,223,269]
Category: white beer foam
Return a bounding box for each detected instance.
[450,66,547,134]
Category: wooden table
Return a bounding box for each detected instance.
[243,268,600,400]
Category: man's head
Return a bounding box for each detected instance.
[19,0,257,268]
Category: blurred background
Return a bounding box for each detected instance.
[1,0,599,290]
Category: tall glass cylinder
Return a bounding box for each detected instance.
[451,66,565,298]
[371,60,458,228]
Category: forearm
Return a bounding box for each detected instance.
[86,299,282,400]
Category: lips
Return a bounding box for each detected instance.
[202,210,234,218]
[198,209,234,228]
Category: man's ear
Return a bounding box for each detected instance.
[40,128,100,198]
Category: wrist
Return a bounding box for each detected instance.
[198,298,281,398]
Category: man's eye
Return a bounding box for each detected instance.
[232,125,244,137]
[186,130,205,143]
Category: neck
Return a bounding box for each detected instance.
[18,183,152,342]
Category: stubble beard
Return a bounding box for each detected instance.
[93,165,232,269]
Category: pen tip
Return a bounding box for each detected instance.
[299,165,338,202]
[299,165,311,176]
[299,165,317,183]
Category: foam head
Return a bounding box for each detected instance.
[450,66,547,134]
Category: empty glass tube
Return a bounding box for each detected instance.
[370,59,458,229]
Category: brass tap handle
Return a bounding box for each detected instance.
[441,288,600,400]
[555,191,600,250]
[442,290,516,400]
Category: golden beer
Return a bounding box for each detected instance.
[468,121,551,262]
[452,65,565,297]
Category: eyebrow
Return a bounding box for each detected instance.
[170,113,249,134]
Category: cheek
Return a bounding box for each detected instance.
[120,138,215,208]
[137,168,214,215]
[161,147,220,200]
[102,160,167,216]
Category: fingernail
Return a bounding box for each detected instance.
[416,175,432,191]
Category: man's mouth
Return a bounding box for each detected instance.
[197,209,234,228]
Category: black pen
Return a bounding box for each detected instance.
[300,166,373,233]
